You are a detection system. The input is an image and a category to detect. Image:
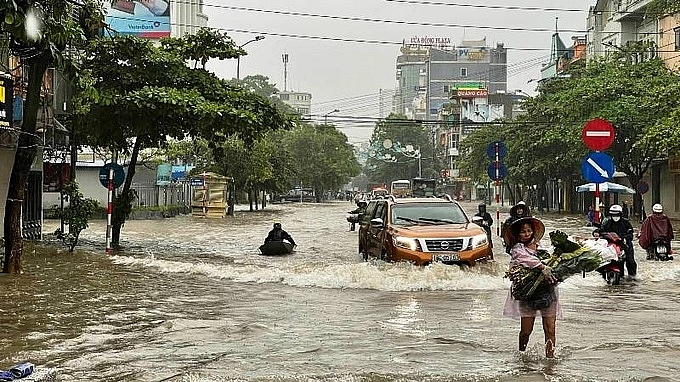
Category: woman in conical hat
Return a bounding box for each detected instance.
[502,216,561,358]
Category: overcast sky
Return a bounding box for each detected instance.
[203,1,595,143]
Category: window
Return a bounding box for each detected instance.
[460,68,468,77]
[675,27,680,51]
[280,94,289,101]
[443,84,450,93]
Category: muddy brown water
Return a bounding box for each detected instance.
[1,201,678,381]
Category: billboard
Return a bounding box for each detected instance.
[105,0,170,38]
[0,75,12,128]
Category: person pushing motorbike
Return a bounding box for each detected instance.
[474,203,494,247]
[597,204,636,280]
[348,200,368,231]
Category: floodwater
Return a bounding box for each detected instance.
[1,201,679,382]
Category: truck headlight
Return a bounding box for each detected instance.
[394,236,420,251]
[470,233,488,249]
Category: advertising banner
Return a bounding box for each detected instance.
[105,0,170,38]
[0,75,13,128]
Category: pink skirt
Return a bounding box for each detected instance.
[502,288,563,319]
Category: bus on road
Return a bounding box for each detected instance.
[390,179,411,198]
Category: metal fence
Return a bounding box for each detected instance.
[131,181,193,208]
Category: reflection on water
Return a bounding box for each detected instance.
[1,201,679,381]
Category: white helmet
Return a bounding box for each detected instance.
[652,203,663,213]
[609,204,623,216]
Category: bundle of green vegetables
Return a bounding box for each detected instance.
[505,230,605,300]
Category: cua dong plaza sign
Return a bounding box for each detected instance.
[410,36,451,46]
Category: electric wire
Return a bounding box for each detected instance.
[203,4,586,34]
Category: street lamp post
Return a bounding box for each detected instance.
[324,109,340,125]
[236,35,265,80]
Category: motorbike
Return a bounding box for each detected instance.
[594,232,626,285]
[347,213,359,231]
[647,238,674,261]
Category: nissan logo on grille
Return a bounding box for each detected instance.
[440,241,450,249]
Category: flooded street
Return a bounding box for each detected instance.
[1,200,680,382]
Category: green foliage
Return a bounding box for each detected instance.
[646,0,680,17]
[54,181,100,252]
[112,189,137,228]
[160,28,244,69]
[461,51,680,193]
[71,29,289,244]
[281,123,361,198]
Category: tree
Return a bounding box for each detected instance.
[72,30,289,247]
[365,114,435,184]
[282,123,361,201]
[2,0,104,273]
[459,45,680,212]
[54,181,99,252]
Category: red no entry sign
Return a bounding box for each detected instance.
[582,118,615,151]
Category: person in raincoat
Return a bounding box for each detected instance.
[639,203,674,259]
[265,222,296,246]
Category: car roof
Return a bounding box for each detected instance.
[369,196,458,205]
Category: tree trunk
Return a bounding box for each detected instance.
[3,54,50,273]
[112,139,142,246]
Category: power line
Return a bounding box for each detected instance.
[383,0,673,17]
[383,0,588,13]
[206,4,586,34]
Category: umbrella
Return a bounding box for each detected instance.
[576,182,636,194]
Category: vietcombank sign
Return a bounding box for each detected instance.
[0,75,12,127]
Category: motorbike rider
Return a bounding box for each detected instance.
[348,200,368,231]
[639,203,674,260]
[265,222,296,246]
[596,204,636,280]
[501,201,532,254]
[474,203,494,247]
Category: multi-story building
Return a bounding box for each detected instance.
[587,0,680,218]
[393,38,508,122]
[170,0,209,37]
[278,91,312,117]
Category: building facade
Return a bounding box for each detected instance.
[587,0,680,218]
[278,91,312,117]
[393,38,508,122]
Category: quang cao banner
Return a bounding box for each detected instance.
[105,0,170,38]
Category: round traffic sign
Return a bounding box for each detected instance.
[99,163,125,189]
[637,181,649,194]
[582,118,615,151]
[486,141,507,160]
[487,162,507,181]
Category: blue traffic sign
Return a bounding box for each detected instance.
[486,141,507,160]
[99,163,125,189]
[487,162,507,181]
[581,152,615,183]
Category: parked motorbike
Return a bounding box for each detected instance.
[647,238,674,261]
[347,213,359,231]
[595,232,626,285]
